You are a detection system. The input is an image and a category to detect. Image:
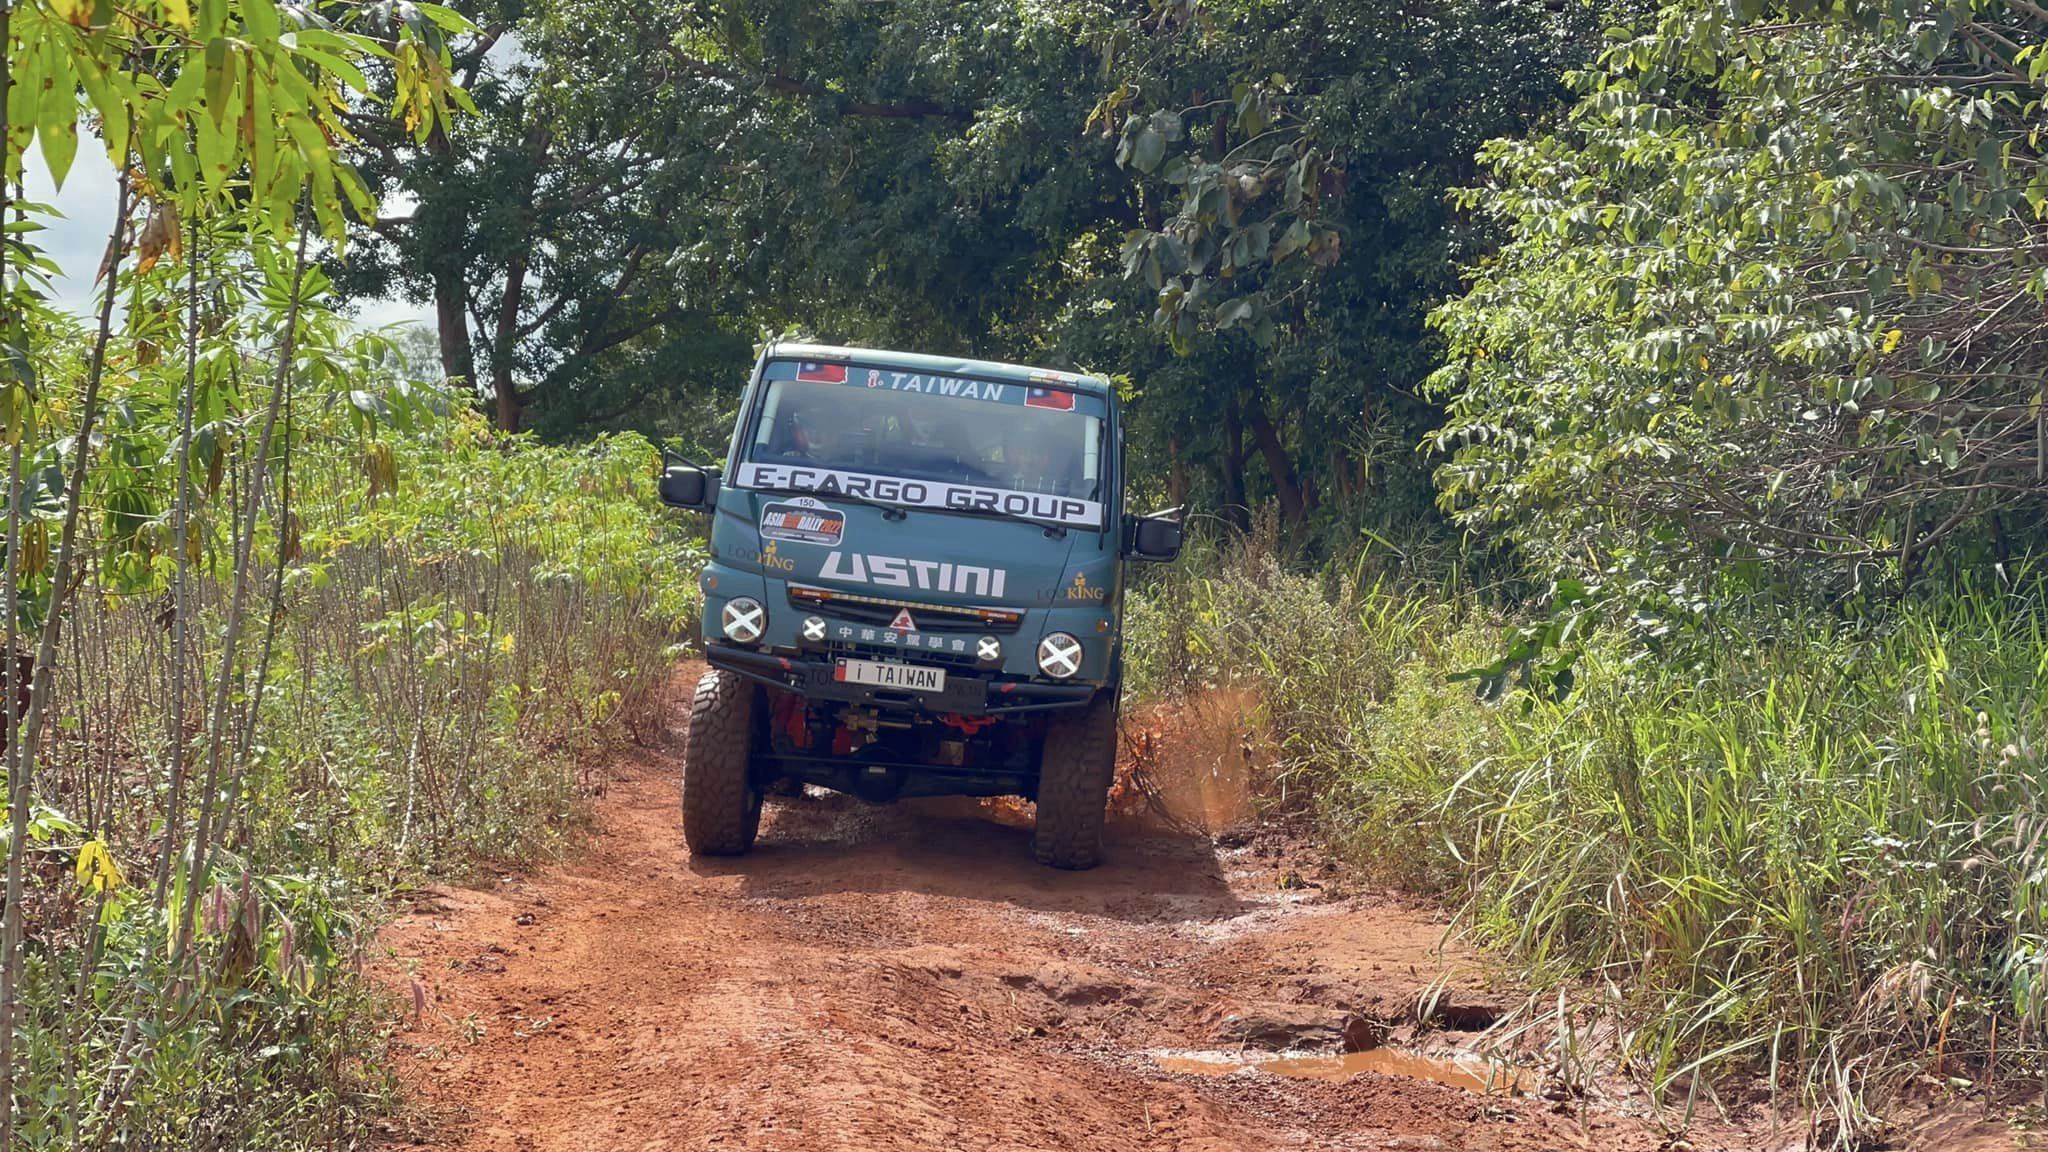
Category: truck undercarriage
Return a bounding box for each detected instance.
[758,689,1047,803]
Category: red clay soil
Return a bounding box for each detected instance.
[375,694,1732,1152]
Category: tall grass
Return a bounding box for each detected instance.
[1130,539,2048,1137]
[17,406,697,1148]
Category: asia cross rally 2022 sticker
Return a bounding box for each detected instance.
[758,496,846,547]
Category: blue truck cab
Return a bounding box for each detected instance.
[659,343,1183,868]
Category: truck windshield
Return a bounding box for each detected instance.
[731,362,1106,529]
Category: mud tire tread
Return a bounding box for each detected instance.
[1032,691,1117,870]
[682,668,762,856]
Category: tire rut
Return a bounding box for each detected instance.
[378,731,1703,1152]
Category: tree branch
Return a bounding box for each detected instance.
[456,20,513,88]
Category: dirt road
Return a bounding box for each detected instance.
[378,703,1693,1152]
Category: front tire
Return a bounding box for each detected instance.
[683,668,762,856]
[1032,691,1118,870]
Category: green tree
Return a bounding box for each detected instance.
[343,0,1118,435]
[339,0,1605,567]
[1429,0,2048,588]
[339,0,750,433]
[1095,0,1593,540]
[0,0,465,1139]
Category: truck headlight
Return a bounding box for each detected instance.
[1036,632,1082,679]
[721,597,766,644]
[975,636,1002,665]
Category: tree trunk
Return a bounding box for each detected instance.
[422,117,477,395]
[493,368,525,432]
[486,126,549,433]
[154,181,204,907]
[1220,393,1249,532]
[434,272,475,387]
[1244,395,1307,524]
[1166,436,1189,508]
[489,252,530,432]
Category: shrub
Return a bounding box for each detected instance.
[18,366,699,1146]
[1132,538,2048,1135]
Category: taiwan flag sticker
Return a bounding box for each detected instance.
[1025,386,1074,410]
[796,361,848,383]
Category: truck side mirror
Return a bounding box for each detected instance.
[1126,507,1184,562]
[659,464,719,511]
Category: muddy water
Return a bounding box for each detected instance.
[1154,1047,1534,1095]
[1125,689,1259,833]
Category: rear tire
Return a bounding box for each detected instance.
[683,668,762,856]
[1032,691,1118,870]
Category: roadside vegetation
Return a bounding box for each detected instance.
[1127,1,2048,1139]
[0,2,694,1146]
[1132,536,2046,1136]
[22,381,688,1146]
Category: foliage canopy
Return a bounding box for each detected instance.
[1429,0,2048,589]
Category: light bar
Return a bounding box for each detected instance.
[787,584,1021,625]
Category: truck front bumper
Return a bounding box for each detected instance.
[705,645,1099,717]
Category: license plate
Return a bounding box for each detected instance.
[835,657,946,693]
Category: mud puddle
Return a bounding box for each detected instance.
[1152,1046,1534,1095]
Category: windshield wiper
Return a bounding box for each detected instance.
[742,483,908,521]
[941,503,1070,539]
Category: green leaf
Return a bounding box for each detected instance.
[250,77,276,192]
[35,44,80,189]
[205,37,234,126]
[1131,127,1166,175]
[1214,297,1256,330]
[37,121,77,193]
[195,117,235,191]
[291,45,370,93]
[242,0,281,43]
[76,57,130,160]
[411,3,475,34]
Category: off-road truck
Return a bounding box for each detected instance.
[658,343,1183,868]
